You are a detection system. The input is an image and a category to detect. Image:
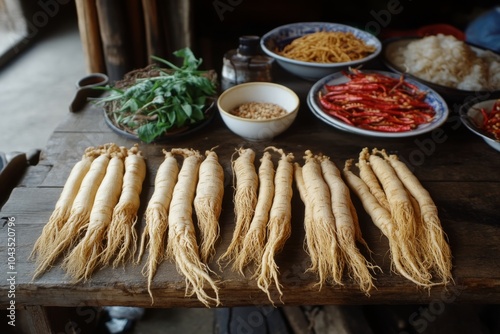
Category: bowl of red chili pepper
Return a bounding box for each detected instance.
[460,99,500,152]
[307,68,449,138]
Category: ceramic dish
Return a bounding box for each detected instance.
[459,99,500,152]
[307,70,449,138]
[306,96,349,132]
[103,101,216,142]
[260,22,382,81]
[217,82,299,141]
[382,37,500,102]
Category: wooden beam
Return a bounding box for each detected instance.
[95,0,133,81]
[141,0,166,63]
[75,0,105,74]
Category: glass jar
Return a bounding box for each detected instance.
[221,35,274,91]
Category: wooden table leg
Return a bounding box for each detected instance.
[19,306,52,334]
[17,306,102,333]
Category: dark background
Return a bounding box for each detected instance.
[6,0,498,80]
[192,0,499,69]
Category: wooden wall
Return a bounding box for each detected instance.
[75,0,499,79]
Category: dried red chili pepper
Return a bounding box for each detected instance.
[358,123,413,132]
[479,99,500,140]
[317,69,436,132]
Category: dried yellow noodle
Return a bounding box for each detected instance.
[277,31,376,63]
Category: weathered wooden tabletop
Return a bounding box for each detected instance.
[1,69,499,312]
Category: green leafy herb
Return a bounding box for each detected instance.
[95,48,217,143]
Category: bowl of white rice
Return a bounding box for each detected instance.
[383,34,500,102]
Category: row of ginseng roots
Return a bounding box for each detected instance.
[29,143,453,307]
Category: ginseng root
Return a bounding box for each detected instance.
[30,146,100,261]
[218,148,258,267]
[300,150,343,288]
[293,163,318,275]
[357,147,390,211]
[343,159,434,287]
[137,149,179,303]
[232,151,275,275]
[166,148,220,307]
[377,149,452,284]
[61,146,126,282]
[319,154,377,295]
[367,150,431,282]
[194,149,225,263]
[256,147,294,304]
[102,144,147,268]
[33,144,116,279]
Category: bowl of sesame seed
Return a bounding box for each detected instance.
[217,82,300,141]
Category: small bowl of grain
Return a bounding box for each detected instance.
[217,82,299,141]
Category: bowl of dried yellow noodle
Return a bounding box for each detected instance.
[261,22,382,80]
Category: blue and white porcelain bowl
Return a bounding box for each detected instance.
[261,22,382,80]
[460,99,500,152]
[307,70,449,138]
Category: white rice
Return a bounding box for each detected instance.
[391,34,500,91]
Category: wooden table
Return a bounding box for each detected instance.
[1,68,499,332]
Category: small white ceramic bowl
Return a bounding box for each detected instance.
[460,99,500,152]
[217,82,299,141]
[260,22,382,81]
